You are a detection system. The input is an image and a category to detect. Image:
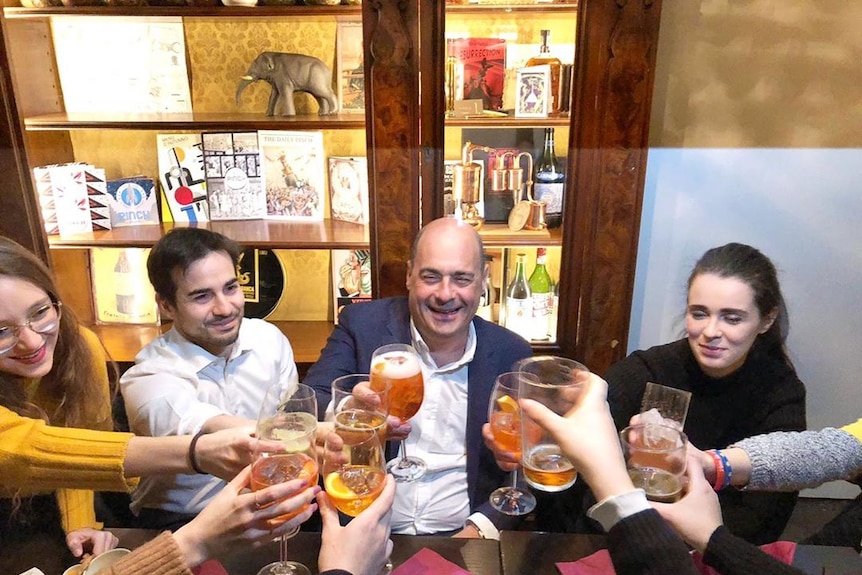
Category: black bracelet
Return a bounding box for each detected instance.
[188,430,207,475]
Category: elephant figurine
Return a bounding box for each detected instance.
[236,52,339,116]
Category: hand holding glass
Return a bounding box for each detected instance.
[370,343,425,482]
[252,383,319,575]
[517,356,588,492]
[620,423,687,503]
[488,371,539,515]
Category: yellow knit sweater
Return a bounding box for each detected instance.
[1,328,136,532]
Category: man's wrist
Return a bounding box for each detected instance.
[465,513,500,540]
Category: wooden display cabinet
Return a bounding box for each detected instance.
[0,0,662,374]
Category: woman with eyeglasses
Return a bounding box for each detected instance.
[0,237,124,561]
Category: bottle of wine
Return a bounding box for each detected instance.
[504,253,532,340]
[114,250,136,315]
[534,127,565,229]
[528,248,553,341]
[477,255,495,322]
[548,279,560,343]
[526,29,562,113]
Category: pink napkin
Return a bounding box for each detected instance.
[191,559,229,575]
[556,541,796,575]
[391,548,472,575]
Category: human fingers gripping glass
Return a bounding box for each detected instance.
[253,383,319,575]
[369,343,426,482]
[620,423,687,503]
[517,356,588,492]
[0,300,62,354]
[322,426,387,518]
[332,374,390,448]
[488,371,540,515]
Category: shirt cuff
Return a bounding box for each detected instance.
[587,489,650,532]
[467,512,501,541]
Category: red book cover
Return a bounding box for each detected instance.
[449,37,507,111]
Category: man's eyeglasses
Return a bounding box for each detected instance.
[0,301,63,355]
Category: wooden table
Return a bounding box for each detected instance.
[9,527,861,575]
[499,530,862,575]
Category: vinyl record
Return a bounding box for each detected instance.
[238,248,285,319]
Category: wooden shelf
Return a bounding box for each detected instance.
[92,319,333,364]
[478,224,562,247]
[445,115,571,128]
[445,3,577,15]
[48,219,369,249]
[23,112,366,131]
[3,5,361,18]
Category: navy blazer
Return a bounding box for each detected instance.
[304,296,532,531]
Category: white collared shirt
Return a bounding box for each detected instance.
[120,318,298,515]
[390,321,475,534]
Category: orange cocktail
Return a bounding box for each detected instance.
[324,465,387,517]
[251,453,319,522]
[370,349,423,422]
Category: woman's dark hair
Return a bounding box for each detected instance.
[147,227,242,305]
[0,237,114,430]
[688,242,792,368]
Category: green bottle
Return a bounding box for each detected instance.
[528,247,553,340]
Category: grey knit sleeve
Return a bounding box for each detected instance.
[730,428,862,491]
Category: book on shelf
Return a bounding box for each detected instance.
[258,130,326,221]
[331,249,372,324]
[156,133,209,223]
[51,16,191,114]
[106,176,160,227]
[33,166,60,236]
[202,132,266,221]
[44,163,112,236]
[448,37,507,112]
[91,247,160,326]
[328,156,369,225]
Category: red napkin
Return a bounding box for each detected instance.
[556,541,796,575]
[191,559,229,575]
[391,548,472,575]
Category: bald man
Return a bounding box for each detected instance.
[305,217,532,538]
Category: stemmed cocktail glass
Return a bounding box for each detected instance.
[252,383,319,575]
[487,371,539,515]
[369,343,426,482]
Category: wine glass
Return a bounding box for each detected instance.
[252,383,319,575]
[369,343,426,482]
[516,355,588,492]
[322,423,387,518]
[487,371,539,515]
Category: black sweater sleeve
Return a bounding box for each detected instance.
[606,509,700,575]
[703,526,804,575]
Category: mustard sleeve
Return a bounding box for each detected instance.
[57,488,102,532]
[0,406,137,492]
[840,417,862,442]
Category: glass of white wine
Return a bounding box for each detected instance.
[252,383,319,575]
[516,356,589,492]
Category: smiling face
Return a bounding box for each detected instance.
[685,272,777,378]
[0,277,59,379]
[407,219,487,357]
[158,250,244,357]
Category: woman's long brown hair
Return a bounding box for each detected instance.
[0,237,116,431]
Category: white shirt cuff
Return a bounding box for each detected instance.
[466,512,500,541]
[587,489,650,532]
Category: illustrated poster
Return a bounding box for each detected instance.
[157,133,209,222]
[258,130,326,221]
[328,156,369,224]
[202,132,266,220]
[331,249,372,324]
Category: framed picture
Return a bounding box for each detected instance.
[515,65,550,118]
[336,20,365,114]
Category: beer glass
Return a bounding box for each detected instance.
[369,343,426,482]
[516,356,588,492]
[488,371,539,515]
[252,383,319,575]
[620,423,687,502]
